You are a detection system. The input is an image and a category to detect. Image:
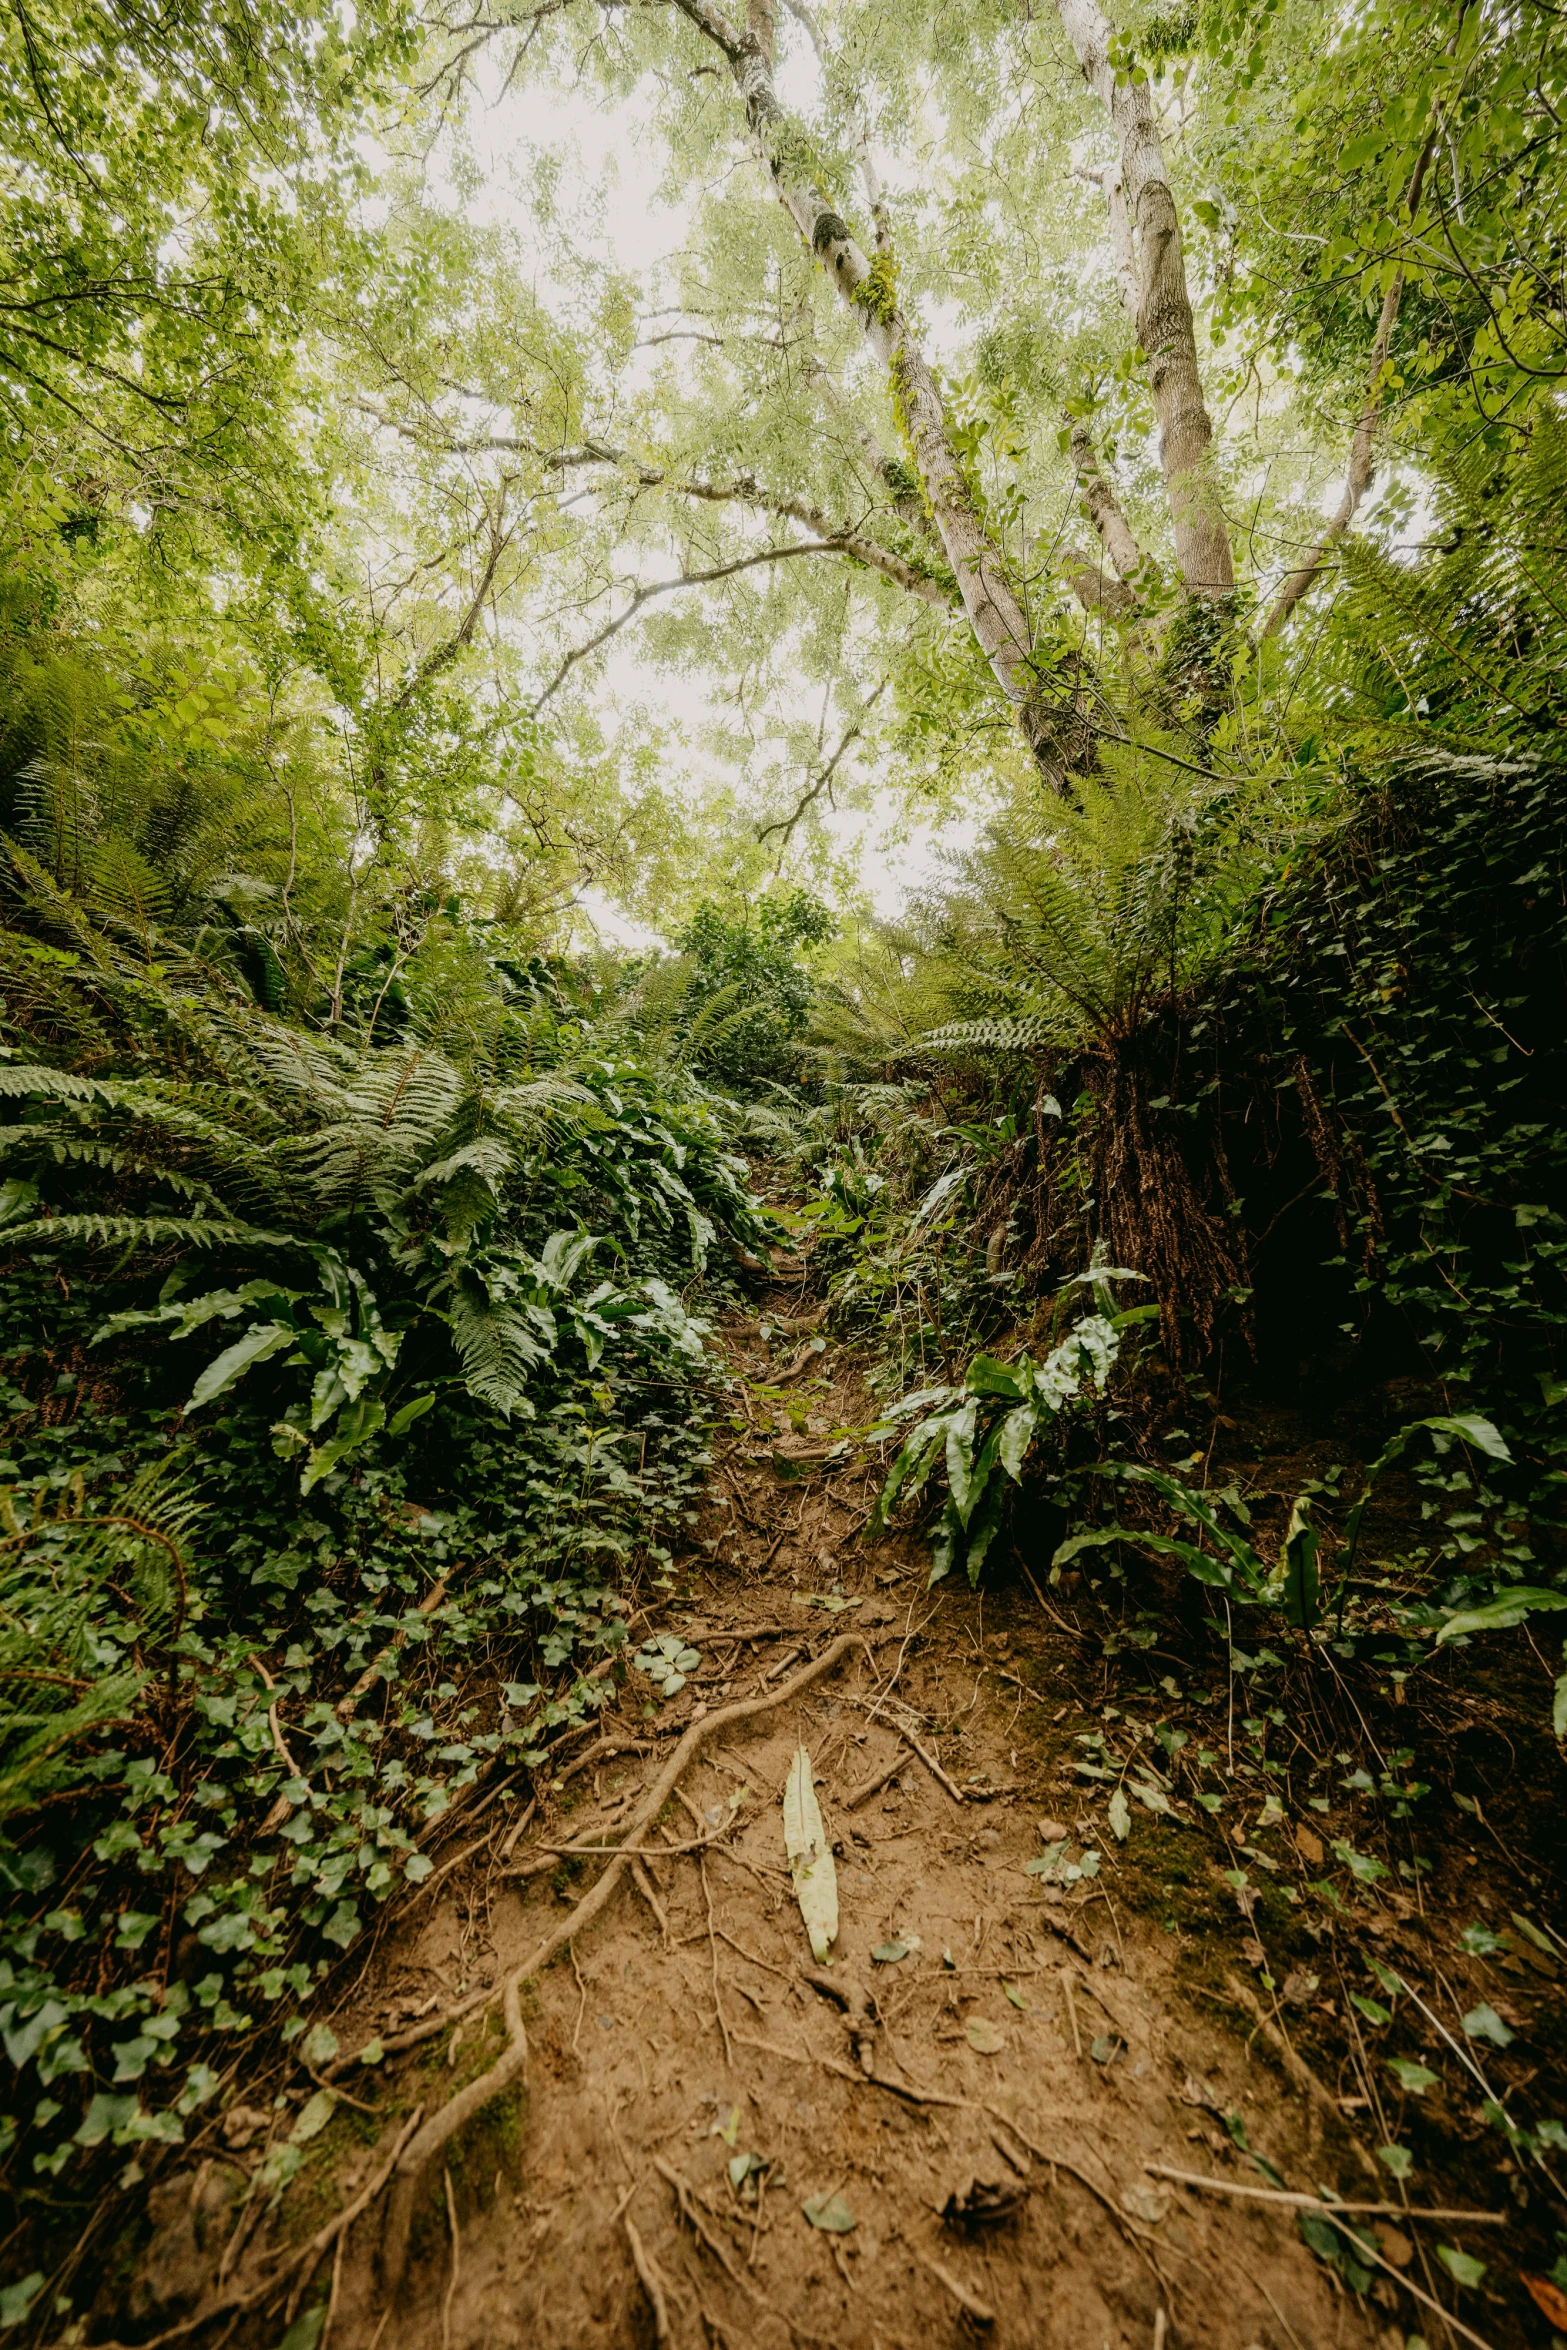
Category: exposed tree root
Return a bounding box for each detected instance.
[92,2106,427,2350]
[379,1978,528,2292]
[623,2206,672,2340]
[374,1632,871,2292]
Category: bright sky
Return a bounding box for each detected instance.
[434,44,979,941]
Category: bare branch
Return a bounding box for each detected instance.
[756,679,888,843]
[1260,123,1443,638]
[391,483,519,710]
[530,540,858,712]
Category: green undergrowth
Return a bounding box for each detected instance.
[1001,1554,1567,2314]
[0,863,776,2280]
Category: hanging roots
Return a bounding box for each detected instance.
[1087,1044,1250,1360]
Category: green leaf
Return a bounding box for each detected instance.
[1386,2058,1440,2094]
[1108,1788,1131,1841]
[996,1404,1036,1482]
[1377,2144,1413,2181]
[1331,1839,1389,1883]
[1509,1912,1556,1955]
[387,1391,435,1438]
[276,2302,329,2350]
[801,2192,855,2232]
[187,1321,294,1411]
[1281,1495,1319,1629]
[0,2275,45,2328]
[1435,1588,1567,1645]
[1436,2245,1486,2289]
[1461,2003,1513,2048]
[288,2089,336,2145]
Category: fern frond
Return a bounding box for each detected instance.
[3,1214,300,1251]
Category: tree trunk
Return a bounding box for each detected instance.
[673,0,1091,787]
[1056,0,1233,597]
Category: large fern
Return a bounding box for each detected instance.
[1325,409,1567,749]
[916,753,1306,1057]
[0,1462,198,1822]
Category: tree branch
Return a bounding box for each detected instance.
[1259,124,1441,639]
[391,483,518,710]
[529,540,859,712]
[755,679,888,843]
[1068,420,1151,595]
[670,0,1087,786]
[347,403,952,606]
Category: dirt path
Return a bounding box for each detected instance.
[229,1296,1430,2350]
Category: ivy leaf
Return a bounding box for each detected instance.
[1437,2246,1487,2289]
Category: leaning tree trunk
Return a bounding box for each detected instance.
[673,0,1093,789]
[1056,0,1234,599]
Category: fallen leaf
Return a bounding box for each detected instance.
[355,2036,384,2068]
[872,1940,911,1964]
[1120,2183,1170,2225]
[1002,1981,1030,2011]
[1240,1936,1267,1968]
[1294,1821,1325,1866]
[965,2017,1007,2055]
[711,2106,741,2146]
[1510,1911,1557,1956]
[1108,1789,1131,1842]
[1522,2272,1567,2329]
[783,1744,838,1964]
[276,2308,328,2350]
[802,2192,855,2233]
[220,2104,270,2151]
[1281,1970,1316,2008]
[1036,1817,1070,1844]
[1089,2034,1122,2066]
[287,2089,336,2146]
[1374,2224,1413,2270]
[1132,1780,1172,1814]
[1178,2073,1222,2113]
[941,2175,1026,2228]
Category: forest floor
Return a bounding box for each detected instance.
[118,1269,1564,2350]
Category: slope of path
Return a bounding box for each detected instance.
[296,1306,1384,2350]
